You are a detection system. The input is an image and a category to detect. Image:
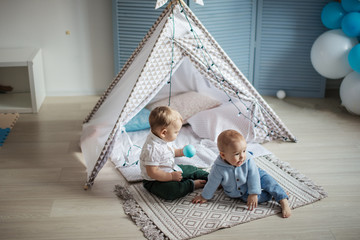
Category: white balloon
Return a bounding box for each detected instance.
[340,71,360,115]
[311,29,358,79]
[276,90,286,99]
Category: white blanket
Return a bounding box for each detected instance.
[110,125,271,182]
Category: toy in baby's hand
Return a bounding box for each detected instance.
[183,144,196,158]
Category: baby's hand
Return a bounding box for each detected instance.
[171,171,182,181]
[192,195,207,204]
[247,194,258,211]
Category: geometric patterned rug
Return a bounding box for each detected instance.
[115,154,328,240]
[0,113,19,147]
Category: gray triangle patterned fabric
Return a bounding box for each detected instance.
[119,20,183,125]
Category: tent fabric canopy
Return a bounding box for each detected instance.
[80,0,296,188]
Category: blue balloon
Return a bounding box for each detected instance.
[348,44,360,73]
[321,2,346,29]
[183,144,196,158]
[342,0,360,12]
[342,12,360,37]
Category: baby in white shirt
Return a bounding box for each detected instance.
[140,106,208,200]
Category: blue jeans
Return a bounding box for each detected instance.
[240,168,288,203]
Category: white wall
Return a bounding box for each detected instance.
[0,0,113,96]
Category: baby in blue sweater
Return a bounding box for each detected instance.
[192,129,291,218]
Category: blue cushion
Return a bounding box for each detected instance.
[0,128,10,146]
[125,108,151,132]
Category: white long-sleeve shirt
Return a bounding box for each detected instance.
[201,154,261,200]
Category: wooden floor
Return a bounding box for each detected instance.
[1,95,360,240]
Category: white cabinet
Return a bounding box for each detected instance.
[0,48,46,113]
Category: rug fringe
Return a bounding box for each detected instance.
[114,184,169,240]
[264,154,328,198]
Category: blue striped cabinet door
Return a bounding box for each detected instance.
[254,0,328,97]
[112,0,165,75]
[191,0,256,81]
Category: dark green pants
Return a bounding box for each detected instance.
[143,164,209,200]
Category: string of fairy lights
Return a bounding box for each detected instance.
[121,0,292,167]
[166,0,289,141]
[166,3,176,106]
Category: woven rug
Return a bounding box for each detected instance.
[115,154,327,240]
[0,113,19,147]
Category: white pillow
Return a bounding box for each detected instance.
[187,102,254,142]
[146,91,221,121]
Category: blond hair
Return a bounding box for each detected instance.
[217,129,245,152]
[149,106,183,131]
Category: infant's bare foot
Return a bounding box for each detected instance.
[194,180,206,189]
[280,198,291,218]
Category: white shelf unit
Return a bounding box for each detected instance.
[0,48,46,113]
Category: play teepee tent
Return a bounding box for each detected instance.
[80,0,296,188]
